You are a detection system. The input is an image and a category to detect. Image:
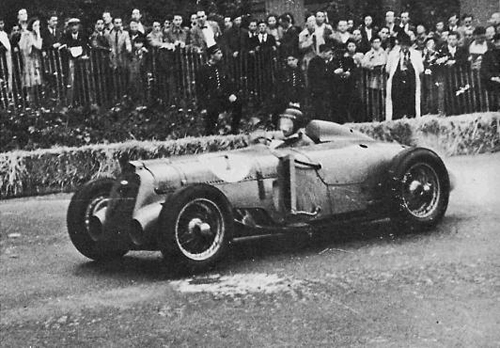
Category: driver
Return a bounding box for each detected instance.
[277,106,315,147]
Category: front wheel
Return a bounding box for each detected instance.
[388,149,450,231]
[67,178,128,261]
[158,184,234,270]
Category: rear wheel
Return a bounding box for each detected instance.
[388,150,450,231]
[158,184,234,270]
[67,178,128,261]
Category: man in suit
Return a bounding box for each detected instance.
[131,9,146,34]
[359,15,378,46]
[253,21,277,53]
[106,17,132,70]
[61,18,88,58]
[222,14,244,58]
[252,21,277,108]
[308,44,336,121]
[480,33,500,109]
[399,12,415,35]
[385,32,424,120]
[190,10,222,52]
[196,45,242,135]
[61,18,88,104]
[41,14,62,51]
[385,11,401,37]
[128,19,145,45]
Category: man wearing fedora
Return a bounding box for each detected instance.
[195,44,242,135]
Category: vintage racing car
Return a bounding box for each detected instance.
[67,120,452,269]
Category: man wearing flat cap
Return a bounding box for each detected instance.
[196,44,242,135]
[61,18,88,104]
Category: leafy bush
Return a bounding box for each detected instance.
[0,101,206,152]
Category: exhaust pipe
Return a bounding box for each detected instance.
[88,207,107,241]
[129,203,162,246]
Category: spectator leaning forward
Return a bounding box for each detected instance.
[190,10,222,53]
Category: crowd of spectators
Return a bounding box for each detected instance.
[0,7,499,126]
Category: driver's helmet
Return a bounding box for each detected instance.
[279,106,304,137]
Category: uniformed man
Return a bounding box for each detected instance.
[273,53,305,126]
[195,44,242,135]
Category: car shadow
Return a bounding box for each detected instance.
[73,215,462,280]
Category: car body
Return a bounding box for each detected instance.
[67,120,452,269]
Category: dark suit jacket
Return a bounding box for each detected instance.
[308,56,336,94]
[222,26,244,54]
[61,31,88,58]
[438,45,469,66]
[129,31,145,44]
[41,27,62,50]
[242,31,258,53]
[252,33,277,53]
[480,48,500,92]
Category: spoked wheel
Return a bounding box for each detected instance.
[389,149,450,231]
[67,178,128,261]
[401,162,441,219]
[158,184,234,270]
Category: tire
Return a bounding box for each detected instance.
[158,184,234,270]
[67,178,128,261]
[388,149,450,231]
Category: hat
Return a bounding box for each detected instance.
[67,18,81,25]
[280,106,303,120]
[206,44,222,56]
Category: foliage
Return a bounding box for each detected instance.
[401,0,461,28]
[323,0,384,25]
[0,100,208,152]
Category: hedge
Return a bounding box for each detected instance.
[1,112,498,199]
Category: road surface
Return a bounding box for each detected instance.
[1,153,499,347]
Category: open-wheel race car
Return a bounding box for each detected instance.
[67,120,453,270]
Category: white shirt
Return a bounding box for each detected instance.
[339,32,351,44]
[201,24,216,47]
[0,30,11,51]
[137,22,145,34]
[447,45,457,57]
[258,33,267,43]
[315,23,326,51]
[364,27,373,41]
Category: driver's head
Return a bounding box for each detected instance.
[279,107,303,137]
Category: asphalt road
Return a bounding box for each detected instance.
[1,153,499,347]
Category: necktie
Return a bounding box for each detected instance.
[115,31,119,50]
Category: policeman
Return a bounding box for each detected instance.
[195,44,242,135]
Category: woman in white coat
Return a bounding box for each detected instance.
[385,32,424,120]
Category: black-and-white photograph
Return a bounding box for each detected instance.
[1,0,499,346]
